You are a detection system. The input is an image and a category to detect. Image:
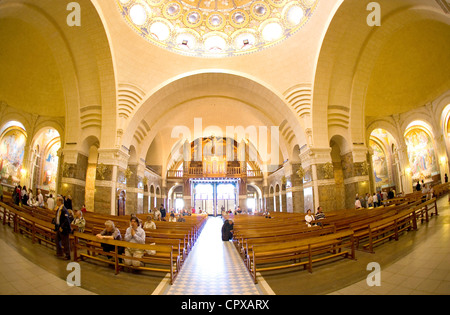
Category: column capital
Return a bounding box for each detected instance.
[351,144,368,163]
[299,147,332,168]
[97,147,130,170]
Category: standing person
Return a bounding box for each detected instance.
[27,189,34,207]
[355,197,362,209]
[159,203,166,220]
[64,195,73,210]
[123,217,146,267]
[47,194,55,210]
[0,182,3,202]
[153,207,161,221]
[367,193,374,208]
[416,181,421,191]
[445,174,448,183]
[372,193,378,208]
[54,196,72,260]
[14,185,21,205]
[37,189,44,207]
[21,186,28,205]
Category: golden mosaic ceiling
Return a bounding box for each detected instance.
[117,0,319,57]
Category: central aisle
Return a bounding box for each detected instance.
[162,216,264,295]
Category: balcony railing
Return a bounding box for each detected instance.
[167,168,263,178]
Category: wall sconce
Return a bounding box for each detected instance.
[440,156,447,165]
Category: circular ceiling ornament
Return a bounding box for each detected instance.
[117,0,319,58]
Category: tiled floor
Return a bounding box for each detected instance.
[162,216,265,295]
[1,197,450,295]
[0,238,94,295]
[329,197,450,295]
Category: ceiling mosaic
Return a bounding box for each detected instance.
[117,0,319,57]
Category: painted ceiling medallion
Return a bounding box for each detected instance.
[117,0,319,58]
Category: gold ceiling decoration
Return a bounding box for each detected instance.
[117,0,319,57]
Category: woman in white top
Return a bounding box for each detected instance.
[27,189,34,206]
[355,197,362,209]
[143,215,156,229]
[168,212,177,222]
[305,209,315,227]
[153,208,161,221]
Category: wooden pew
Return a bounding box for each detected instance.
[363,208,416,253]
[243,225,336,268]
[413,198,438,224]
[73,232,178,284]
[88,225,188,267]
[247,229,355,283]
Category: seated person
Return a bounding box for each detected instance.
[96,220,123,259]
[168,212,177,222]
[176,214,186,222]
[143,215,156,230]
[315,206,326,226]
[72,209,86,233]
[305,209,315,227]
[123,217,146,267]
[315,206,326,220]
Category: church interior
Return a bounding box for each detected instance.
[0,0,450,297]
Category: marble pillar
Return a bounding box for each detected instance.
[290,163,304,213]
[59,150,88,211]
[94,148,130,216]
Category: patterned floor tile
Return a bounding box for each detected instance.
[165,217,261,295]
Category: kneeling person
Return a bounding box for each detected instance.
[124,217,146,267]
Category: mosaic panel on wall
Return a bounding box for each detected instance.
[369,139,389,188]
[0,128,26,184]
[405,128,438,181]
[35,128,61,192]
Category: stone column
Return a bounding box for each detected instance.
[183,176,191,211]
[125,162,145,214]
[290,163,304,213]
[341,146,371,209]
[94,148,129,215]
[299,147,334,213]
[238,177,248,212]
[396,143,413,194]
[59,149,89,211]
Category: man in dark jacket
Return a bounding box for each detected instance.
[54,196,72,260]
[221,219,234,241]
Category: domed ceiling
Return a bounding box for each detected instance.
[117,0,319,57]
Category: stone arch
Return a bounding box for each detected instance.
[122,71,308,174]
[312,0,450,148]
[0,0,117,152]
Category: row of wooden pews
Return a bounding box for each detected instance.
[233,194,440,284]
[0,196,207,285]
